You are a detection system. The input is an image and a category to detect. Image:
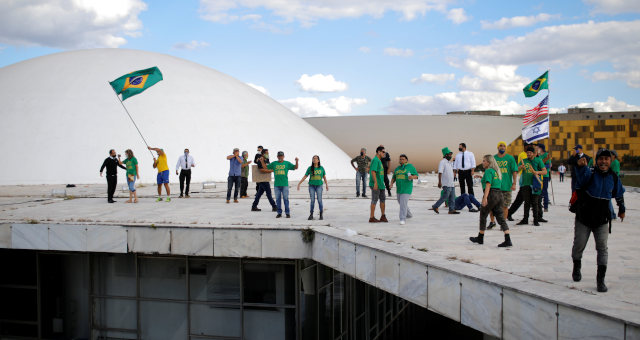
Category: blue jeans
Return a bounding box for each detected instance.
[227,175,241,200]
[433,186,455,212]
[274,186,290,214]
[356,172,367,195]
[309,185,323,213]
[455,193,480,211]
[542,176,550,209]
[127,176,136,192]
[252,182,276,209]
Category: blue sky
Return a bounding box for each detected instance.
[1,0,639,117]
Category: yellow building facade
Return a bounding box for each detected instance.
[506,110,640,163]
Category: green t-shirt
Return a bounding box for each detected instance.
[520,157,544,187]
[123,157,137,176]
[392,163,417,195]
[369,156,385,189]
[267,161,295,187]
[494,154,517,192]
[305,166,325,186]
[241,158,249,178]
[612,159,620,175]
[481,168,501,191]
[540,153,551,178]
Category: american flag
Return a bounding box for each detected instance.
[523,95,549,126]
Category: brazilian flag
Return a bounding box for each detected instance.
[523,70,548,98]
[110,67,163,101]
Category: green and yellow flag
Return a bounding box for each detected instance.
[523,70,548,98]
[110,67,163,101]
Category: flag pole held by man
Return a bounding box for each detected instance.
[523,70,548,98]
[109,66,163,101]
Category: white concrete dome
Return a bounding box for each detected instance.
[0,49,354,184]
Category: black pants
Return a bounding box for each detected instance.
[508,187,524,217]
[227,176,241,200]
[107,175,117,201]
[241,177,248,197]
[559,173,564,182]
[252,182,276,209]
[521,186,540,222]
[458,169,474,196]
[179,169,191,195]
[383,168,391,194]
[479,190,509,231]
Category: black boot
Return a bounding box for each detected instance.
[597,265,608,292]
[498,234,512,247]
[516,219,528,225]
[319,210,323,220]
[507,213,514,221]
[469,233,484,244]
[308,213,314,220]
[572,260,582,282]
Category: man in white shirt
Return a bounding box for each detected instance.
[431,147,460,214]
[176,148,196,198]
[558,164,566,182]
[454,142,476,197]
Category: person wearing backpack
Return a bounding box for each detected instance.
[571,149,626,293]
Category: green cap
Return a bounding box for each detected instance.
[442,147,452,157]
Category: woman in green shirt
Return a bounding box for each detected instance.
[470,155,512,247]
[122,149,139,203]
[297,155,328,220]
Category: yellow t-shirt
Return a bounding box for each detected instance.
[156,153,169,172]
[517,151,527,175]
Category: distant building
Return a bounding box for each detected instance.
[446,110,501,116]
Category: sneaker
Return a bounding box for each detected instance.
[308,214,314,220]
[487,222,496,229]
[448,211,460,215]
[156,197,163,202]
[362,194,367,198]
[178,194,184,198]
[431,207,439,214]
[276,214,282,218]
[286,214,291,218]
[369,217,379,223]
[516,220,528,225]
[469,208,479,212]
[226,200,230,204]
[272,207,278,212]
[166,197,171,202]
[379,215,388,222]
[539,218,548,223]
[108,200,116,203]
[234,200,239,203]
[185,195,190,198]
[356,193,360,197]
[399,220,405,225]
[544,208,548,212]
[533,221,540,226]
[251,207,261,211]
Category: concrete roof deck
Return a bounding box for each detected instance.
[1,174,639,332]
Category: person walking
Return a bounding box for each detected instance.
[99,149,126,203]
[537,143,552,213]
[297,155,328,220]
[507,143,532,221]
[368,146,388,223]
[381,146,392,196]
[469,155,512,247]
[390,154,418,225]
[263,151,298,218]
[351,148,371,198]
[122,149,139,203]
[176,148,195,198]
[226,148,243,203]
[515,145,547,226]
[454,143,476,197]
[240,151,252,198]
[149,146,171,202]
[568,144,591,192]
[488,141,518,229]
[558,163,566,182]
[431,147,459,215]
[571,149,626,292]
[252,149,277,212]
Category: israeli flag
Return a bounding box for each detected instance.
[522,117,549,144]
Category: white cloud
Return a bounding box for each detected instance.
[0,0,147,48]
[592,70,640,88]
[384,47,414,57]
[585,0,640,14]
[388,91,528,115]
[570,96,640,112]
[279,96,367,117]
[447,8,469,24]
[172,40,210,50]
[246,83,270,96]
[481,13,558,30]
[199,0,450,26]
[296,74,348,93]
[411,73,455,84]
[359,46,371,53]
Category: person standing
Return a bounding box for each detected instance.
[351,148,371,198]
[469,155,512,247]
[454,143,476,197]
[254,145,264,191]
[226,148,243,203]
[252,149,277,212]
[122,149,139,203]
[537,144,551,213]
[176,148,195,198]
[515,146,547,226]
[263,151,298,218]
[611,150,620,176]
[369,146,388,223]
[571,149,626,292]
[507,143,531,221]
[390,154,419,225]
[99,149,126,203]
[568,145,591,192]
[297,155,328,220]
[381,146,392,196]
[558,163,567,182]
[431,147,459,215]
[488,142,518,229]
[240,151,252,198]
[149,146,171,202]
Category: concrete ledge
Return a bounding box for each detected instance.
[127,228,171,254]
[503,289,557,340]
[0,224,11,248]
[214,229,261,257]
[171,228,213,256]
[558,305,625,339]
[461,276,502,338]
[427,266,461,322]
[262,229,310,259]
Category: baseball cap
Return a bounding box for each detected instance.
[277,151,284,157]
[497,141,507,148]
[574,144,583,150]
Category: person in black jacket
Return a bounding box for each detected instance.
[567,144,591,193]
[100,149,126,203]
[380,145,392,196]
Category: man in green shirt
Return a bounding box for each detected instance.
[488,141,518,229]
[369,146,388,223]
[263,151,298,218]
[516,145,547,226]
[390,154,418,225]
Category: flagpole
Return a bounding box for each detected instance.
[109,82,155,158]
[547,88,555,205]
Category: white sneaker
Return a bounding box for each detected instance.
[400,220,405,225]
